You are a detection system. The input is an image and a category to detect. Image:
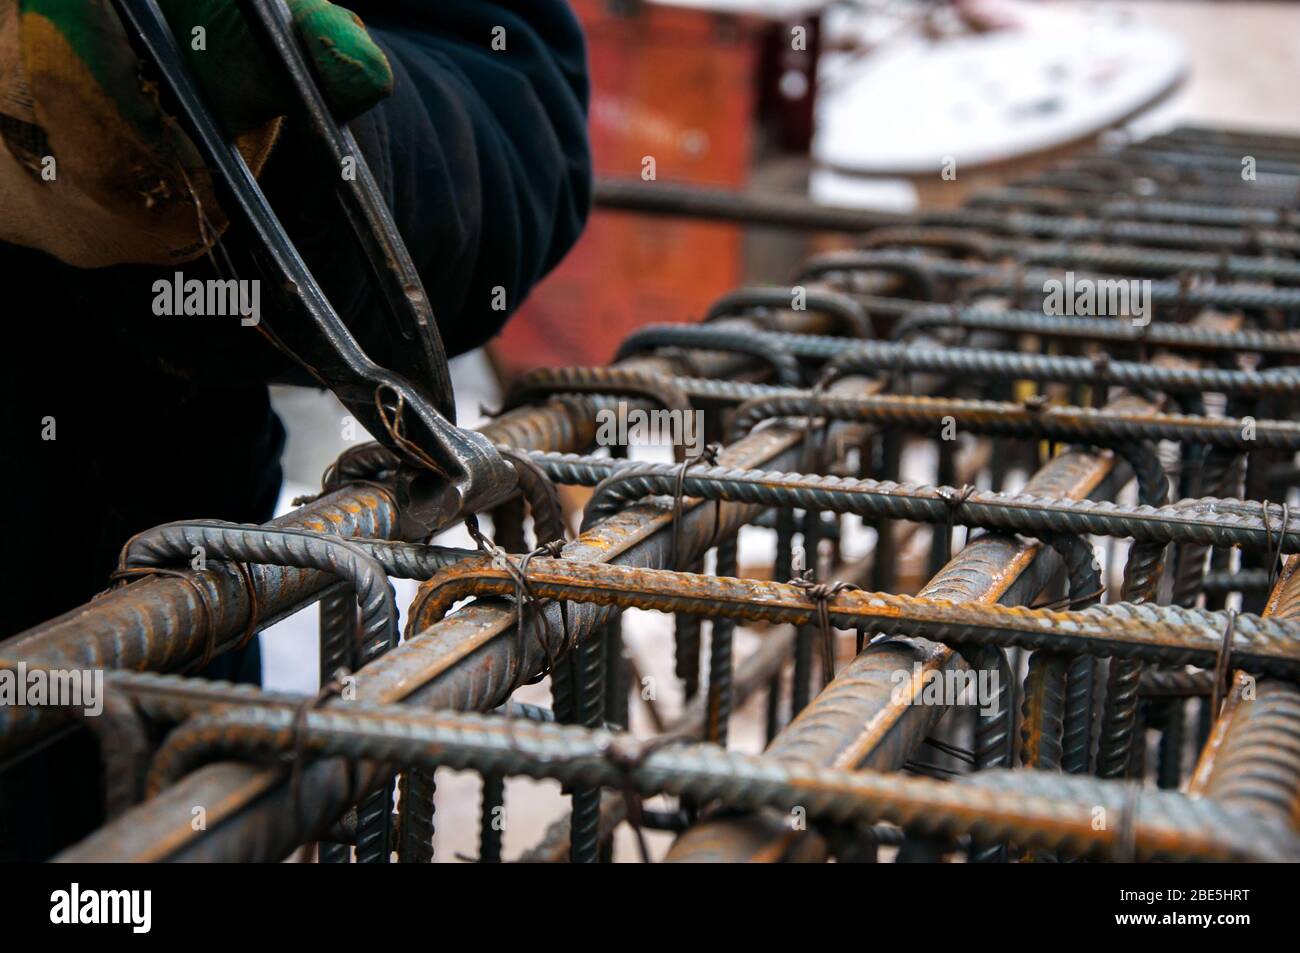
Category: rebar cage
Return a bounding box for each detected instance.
[5,124,1300,863]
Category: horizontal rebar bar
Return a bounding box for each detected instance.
[727,392,1299,450]
[139,703,1299,863]
[565,459,1295,554]
[403,557,1300,679]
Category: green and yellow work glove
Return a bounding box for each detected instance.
[0,0,392,268]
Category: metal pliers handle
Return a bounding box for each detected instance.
[112,0,516,538]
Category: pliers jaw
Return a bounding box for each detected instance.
[391,427,515,542]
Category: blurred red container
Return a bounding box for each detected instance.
[490,1,765,379]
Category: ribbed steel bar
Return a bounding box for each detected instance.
[920,207,1300,253]
[727,392,1300,452]
[614,325,803,387]
[799,250,1300,307]
[4,297,850,829]
[121,521,401,666]
[674,587,704,701]
[717,320,1300,370]
[970,641,1016,860]
[1202,568,1274,597]
[137,703,1300,862]
[1020,649,1068,771]
[1189,555,1300,830]
[1139,669,1215,698]
[1016,172,1300,211]
[503,366,696,418]
[616,315,1300,371]
[18,124,1300,867]
[1005,244,1300,287]
[0,484,402,757]
[1161,123,1300,150]
[706,535,739,744]
[665,436,1121,862]
[318,589,356,863]
[1023,644,1080,803]
[1169,446,1242,609]
[703,286,873,339]
[571,461,1298,557]
[1116,145,1300,178]
[1156,698,1186,790]
[1058,156,1299,193]
[554,614,605,863]
[516,624,798,862]
[1028,534,1102,781]
[54,387,879,862]
[399,560,1300,680]
[891,308,1300,357]
[1096,516,1173,781]
[972,188,1300,228]
[477,773,504,863]
[318,588,355,685]
[119,520,462,862]
[821,340,1300,399]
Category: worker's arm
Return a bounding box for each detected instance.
[0,0,591,364]
[267,0,593,357]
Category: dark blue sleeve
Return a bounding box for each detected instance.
[327,0,592,357]
[0,1,592,392]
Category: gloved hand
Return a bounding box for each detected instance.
[0,0,392,268]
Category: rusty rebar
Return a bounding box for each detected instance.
[13,124,1300,867]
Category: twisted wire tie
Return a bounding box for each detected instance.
[936,484,976,560]
[107,559,258,669]
[1032,587,1108,612]
[295,442,399,506]
[373,384,451,480]
[1211,608,1238,720]
[288,678,352,844]
[788,571,862,686]
[1011,263,1028,310]
[516,538,571,686]
[1261,501,1290,592]
[1175,270,1195,323]
[669,442,722,573]
[464,516,572,687]
[1090,354,1115,406]
[599,731,693,864]
[801,377,836,474]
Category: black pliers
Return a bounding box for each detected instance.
[112,0,516,538]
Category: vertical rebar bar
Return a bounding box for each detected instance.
[706,535,739,745]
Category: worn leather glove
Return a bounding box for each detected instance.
[0,0,392,267]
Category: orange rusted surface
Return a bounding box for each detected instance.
[1189,556,1300,828]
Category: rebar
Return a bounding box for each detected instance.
[146,701,1300,863]
[11,124,1300,866]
